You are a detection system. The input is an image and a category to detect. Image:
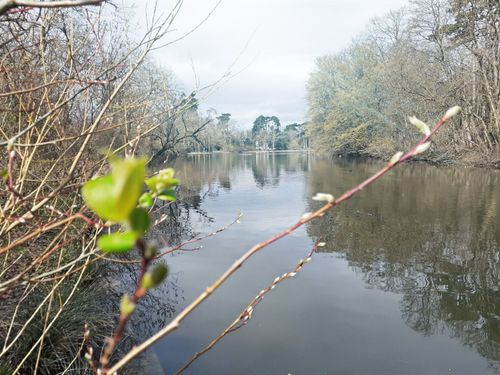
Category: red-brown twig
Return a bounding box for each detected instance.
[105,108,460,374]
[5,5,31,13]
[4,149,21,199]
[175,240,322,374]
[0,210,101,255]
[97,239,152,372]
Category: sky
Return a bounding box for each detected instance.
[128,0,408,128]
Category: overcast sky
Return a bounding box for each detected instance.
[129,0,408,128]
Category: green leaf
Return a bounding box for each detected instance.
[157,188,176,202]
[129,208,150,235]
[158,196,176,202]
[141,264,168,290]
[139,192,154,208]
[159,177,180,189]
[158,188,176,196]
[144,177,156,192]
[97,232,137,253]
[82,175,117,221]
[81,158,146,222]
[159,168,175,179]
[111,158,146,220]
[145,168,179,194]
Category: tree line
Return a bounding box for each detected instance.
[306,0,499,166]
[196,113,309,153]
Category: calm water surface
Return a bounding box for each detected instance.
[149,153,500,375]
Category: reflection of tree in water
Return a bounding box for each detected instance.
[252,153,281,188]
[251,152,311,188]
[305,158,500,368]
[173,153,241,195]
[172,152,311,191]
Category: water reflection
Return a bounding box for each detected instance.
[305,158,500,367]
[152,153,499,374]
[173,152,311,191]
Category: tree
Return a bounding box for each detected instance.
[445,0,500,148]
[251,115,281,150]
[147,88,214,162]
[306,0,499,164]
[216,113,232,150]
[284,123,308,149]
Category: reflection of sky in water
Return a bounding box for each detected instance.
[149,153,500,375]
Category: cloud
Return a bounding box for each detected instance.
[129,0,408,127]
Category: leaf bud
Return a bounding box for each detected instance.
[312,193,335,203]
[409,116,430,136]
[119,294,135,317]
[141,264,169,290]
[444,106,461,120]
[144,242,158,260]
[414,142,431,155]
[389,151,404,165]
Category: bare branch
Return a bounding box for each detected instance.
[0,0,104,16]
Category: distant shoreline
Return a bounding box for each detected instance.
[188,149,313,156]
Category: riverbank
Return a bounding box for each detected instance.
[186,148,499,169]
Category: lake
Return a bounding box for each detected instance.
[147,152,500,375]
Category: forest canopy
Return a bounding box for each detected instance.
[306,0,499,166]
